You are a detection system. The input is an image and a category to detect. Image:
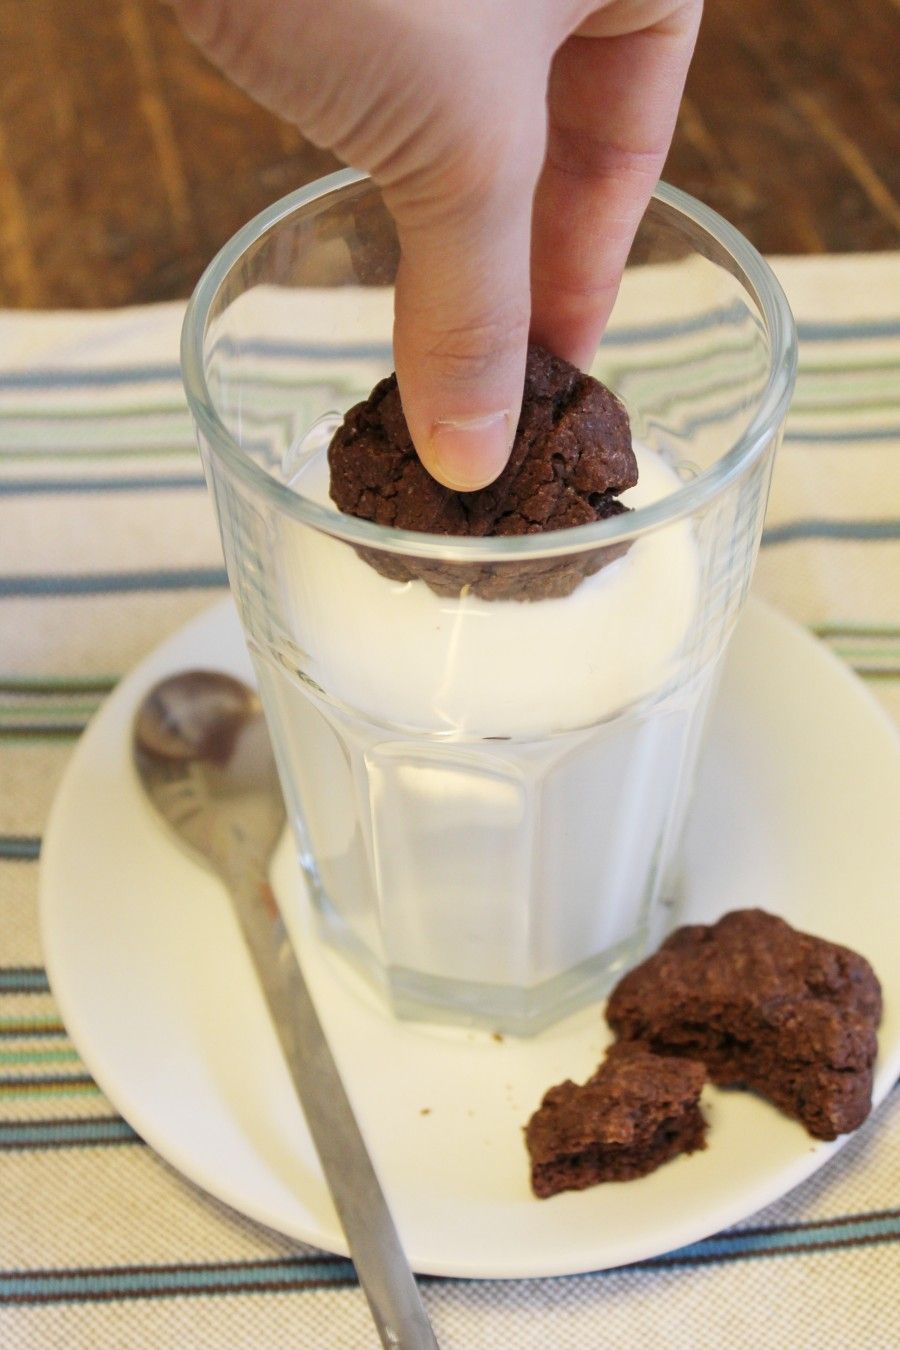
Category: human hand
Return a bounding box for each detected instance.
[170,0,701,488]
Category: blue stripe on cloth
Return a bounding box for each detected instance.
[216,316,900,347]
[670,387,897,441]
[605,313,898,347]
[0,519,897,600]
[0,364,181,390]
[784,427,900,444]
[0,476,206,496]
[0,836,40,860]
[0,568,228,597]
[762,519,900,546]
[0,1118,140,1149]
[0,313,897,392]
[797,318,900,341]
[0,968,50,993]
[0,1210,898,1302]
[641,1211,900,1268]
[0,334,393,390]
[0,1258,356,1302]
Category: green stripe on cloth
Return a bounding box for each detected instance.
[0,691,107,737]
[0,724,89,741]
[0,1048,80,1066]
[0,702,102,718]
[0,1075,100,1099]
[813,623,900,637]
[0,1017,66,1037]
[0,676,118,693]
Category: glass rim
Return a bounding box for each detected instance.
[182,169,798,563]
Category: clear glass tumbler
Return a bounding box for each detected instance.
[182,171,797,1033]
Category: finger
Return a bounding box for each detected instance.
[389,134,545,491]
[531,3,702,367]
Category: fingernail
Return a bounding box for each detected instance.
[429,411,513,490]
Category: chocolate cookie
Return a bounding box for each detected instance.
[606,909,881,1140]
[328,343,637,600]
[525,1042,707,1198]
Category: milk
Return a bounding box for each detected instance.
[251,439,707,1029]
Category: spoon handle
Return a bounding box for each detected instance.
[228,867,439,1350]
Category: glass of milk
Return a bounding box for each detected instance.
[182,172,797,1033]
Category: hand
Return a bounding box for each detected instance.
[170,0,701,488]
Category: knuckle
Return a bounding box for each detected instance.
[391,73,544,218]
[170,0,256,82]
[547,127,666,190]
[169,0,228,57]
[425,311,530,384]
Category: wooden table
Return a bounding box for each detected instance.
[1,0,897,308]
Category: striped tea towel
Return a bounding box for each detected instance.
[0,253,898,1348]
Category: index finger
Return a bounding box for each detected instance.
[530,2,702,368]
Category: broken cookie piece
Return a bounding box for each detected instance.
[525,1043,707,1198]
[606,909,881,1141]
[328,342,637,600]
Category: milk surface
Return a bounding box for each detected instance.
[283,442,698,738]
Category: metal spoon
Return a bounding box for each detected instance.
[133,670,438,1350]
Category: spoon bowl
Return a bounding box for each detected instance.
[133,670,285,877]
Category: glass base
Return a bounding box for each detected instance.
[306,879,681,1035]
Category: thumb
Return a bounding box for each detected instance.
[388,154,541,491]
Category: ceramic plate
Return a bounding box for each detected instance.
[40,598,900,1278]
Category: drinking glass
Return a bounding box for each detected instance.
[182,171,797,1033]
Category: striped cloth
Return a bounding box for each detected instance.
[1,254,898,1348]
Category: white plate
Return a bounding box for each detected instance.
[40,598,900,1279]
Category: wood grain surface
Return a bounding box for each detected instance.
[0,0,898,308]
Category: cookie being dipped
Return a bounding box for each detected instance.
[328,342,637,600]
